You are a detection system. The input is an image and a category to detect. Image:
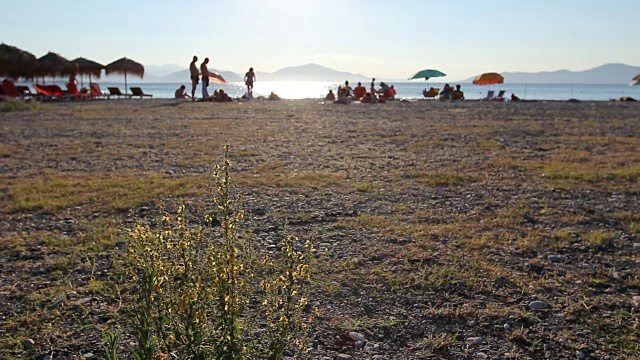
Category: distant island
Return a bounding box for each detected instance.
[102,63,640,85]
[462,63,640,85]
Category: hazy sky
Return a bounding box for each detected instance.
[3,0,639,80]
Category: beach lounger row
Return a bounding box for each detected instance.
[1,80,152,101]
[483,90,506,101]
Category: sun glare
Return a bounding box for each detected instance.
[262,0,319,16]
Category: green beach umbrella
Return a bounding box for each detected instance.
[409,69,446,81]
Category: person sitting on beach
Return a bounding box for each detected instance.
[511,93,521,102]
[361,92,375,104]
[452,85,464,101]
[440,84,454,100]
[338,81,353,100]
[390,85,397,98]
[423,87,438,98]
[175,85,192,99]
[268,91,281,101]
[353,82,366,100]
[378,82,390,96]
[381,83,394,99]
[215,89,232,102]
[325,89,335,101]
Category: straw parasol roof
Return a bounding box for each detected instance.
[73,57,104,78]
[105,57,145,95]
[37,52,78,78]
[0,43,38,80]
[105,57,144,78]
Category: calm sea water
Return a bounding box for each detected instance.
[20,81,640,101]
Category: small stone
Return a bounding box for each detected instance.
[82,353,94,359]
[90,309,101,315]
[372,356,385,360]
[22,338,35,348]
[576,350,586,359]
[466,337,482,345]
[548,255,568,262]
[504,323,510,330]
[336,354,352,360]
[476,353,488,359]
[354,340,365,349]
[76,297,92,306]
[349,332,365,342]
[52,293,67,304]
[528,301,550,310]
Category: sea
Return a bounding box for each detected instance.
[18,81,640,101]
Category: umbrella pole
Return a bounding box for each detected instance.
[125,73,128,95]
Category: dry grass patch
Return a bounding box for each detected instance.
[0,145,19,158]
[404,170,478,187]
[580,229,617,247]
[1,172,206,213]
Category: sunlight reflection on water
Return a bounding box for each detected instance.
[248,81,335,99]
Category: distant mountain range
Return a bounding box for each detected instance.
[98,63,640,85]
[462,63,640,84]
[101,63,369,84]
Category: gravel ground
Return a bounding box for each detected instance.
[1,98,639,359]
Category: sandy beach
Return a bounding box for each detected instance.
[1,99,639,359]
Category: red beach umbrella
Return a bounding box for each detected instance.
[472,72,504,86]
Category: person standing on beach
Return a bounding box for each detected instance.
[200,58,211,100]
[244,67,256,98]
[189,56,199,100]
[370,78,376,95]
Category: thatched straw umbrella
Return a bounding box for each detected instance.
[0,43,38,80]
[105,57,144,95]
[73,57,104,87]
[37,52,78,83]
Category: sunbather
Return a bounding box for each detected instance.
[325,90,335,101]
[361,92,375,104]
[338,81,353,100]
[175,85,191,99]
[268,92,281,101]
[215,89,232,102]
[353,82,366,100]
[452,85,464,101]
[440,84,454,100]
[190,56,199,100]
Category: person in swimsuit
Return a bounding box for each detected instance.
[189,56,199,100]
[244,67,256,97]
[200,58,211,100]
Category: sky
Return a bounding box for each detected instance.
[2,0,639,80]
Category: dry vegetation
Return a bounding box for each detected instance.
[0,99,639,359]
